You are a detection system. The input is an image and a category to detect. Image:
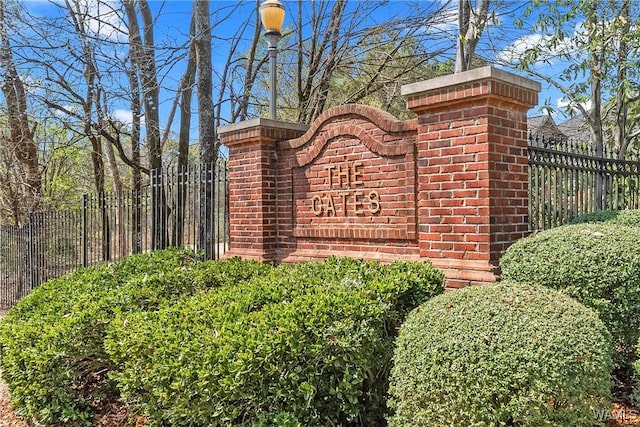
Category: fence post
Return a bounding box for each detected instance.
[132,190,142,254]
[101,192,111,261]
[27,213,35,292]
[82,194,88,267]
[199,162,213,260]
[596,167,605,211]
[150,169,157,250]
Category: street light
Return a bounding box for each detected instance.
[259,0,285,120]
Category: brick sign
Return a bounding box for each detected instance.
[286,117,418,241]
[220,67,541,287]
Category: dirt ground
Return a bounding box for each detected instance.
[0,378,145,427]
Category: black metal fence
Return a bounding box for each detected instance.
[0,161,229,307]
[528,136,640,230]
[4,136,639,305]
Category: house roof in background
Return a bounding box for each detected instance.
[557,114,590,141]
[527,115,565,141]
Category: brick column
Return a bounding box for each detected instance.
[402,66,540,287]
[218,119,308,262]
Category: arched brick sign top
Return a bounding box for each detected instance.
[276,104,419,244]
[279,104,417,168]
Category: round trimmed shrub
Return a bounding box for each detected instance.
[387,282,612,427]
[500,223,640,367]
[571,209,640,227]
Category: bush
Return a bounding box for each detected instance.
[0,249,270,425]
[0,254,444,426]
[104,258,445,426]
[388,282,612,427]
[571,209,640,227]
[500,223,640,368]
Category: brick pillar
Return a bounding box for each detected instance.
[402,66,540,287]
[218,119,308,262]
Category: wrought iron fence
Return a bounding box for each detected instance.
[528,136,640,230]
[0,161,229,307]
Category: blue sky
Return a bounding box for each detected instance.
[16,0,578,137]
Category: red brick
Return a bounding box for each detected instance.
[222,70,538,288]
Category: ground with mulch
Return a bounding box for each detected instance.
[0,379,638,427]
[0,309,144,426]
[0,377,145,427]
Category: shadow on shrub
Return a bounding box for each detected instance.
[500,223,640,368]
[0,253,444,426]
[388,282,612,427]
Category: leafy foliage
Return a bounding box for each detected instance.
[500,223,640,368]
[388,282,612,427]
[105,257,444,426]
[510,0,640,156]
[570,209,640,227]
[0,252,444,426]
[0,249,270,425]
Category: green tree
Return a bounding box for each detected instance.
[511,0,640,157]
[505,0,640,208]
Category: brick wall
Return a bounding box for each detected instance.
[219,67,540,287]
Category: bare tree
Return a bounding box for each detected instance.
[195,0,214,164]
[252,0,452,124]
[0,0,42,223]
[123,0,161,171]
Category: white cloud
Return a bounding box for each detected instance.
[431,7,458,33]
[113,109,132,124]
[70,0,127,42]
[497,22,585,66]
[556,97,592,112]
[52,104,77,119]
[113,109,145,126]
[496,33,544,64]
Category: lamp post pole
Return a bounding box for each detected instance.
[265,31,281,120]
[259,0,285,120]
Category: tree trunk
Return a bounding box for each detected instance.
[455,0,489,73]
[615,0,630,159]
[172,11,197,247]
[195,0,215,259]
[124,0,166,249]
[0,1,42,218]
[587,2,605,210]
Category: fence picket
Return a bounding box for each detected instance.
[0,161,229,308]
[528,135,640,231]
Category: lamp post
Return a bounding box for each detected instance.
[259,0,285,120]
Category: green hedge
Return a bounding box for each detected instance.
[0,249,271,425]
[388,282,612,427]
[105,257,445,426]
[571,209,640,227]
[500,223,640,368]
[0,253,444,426]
